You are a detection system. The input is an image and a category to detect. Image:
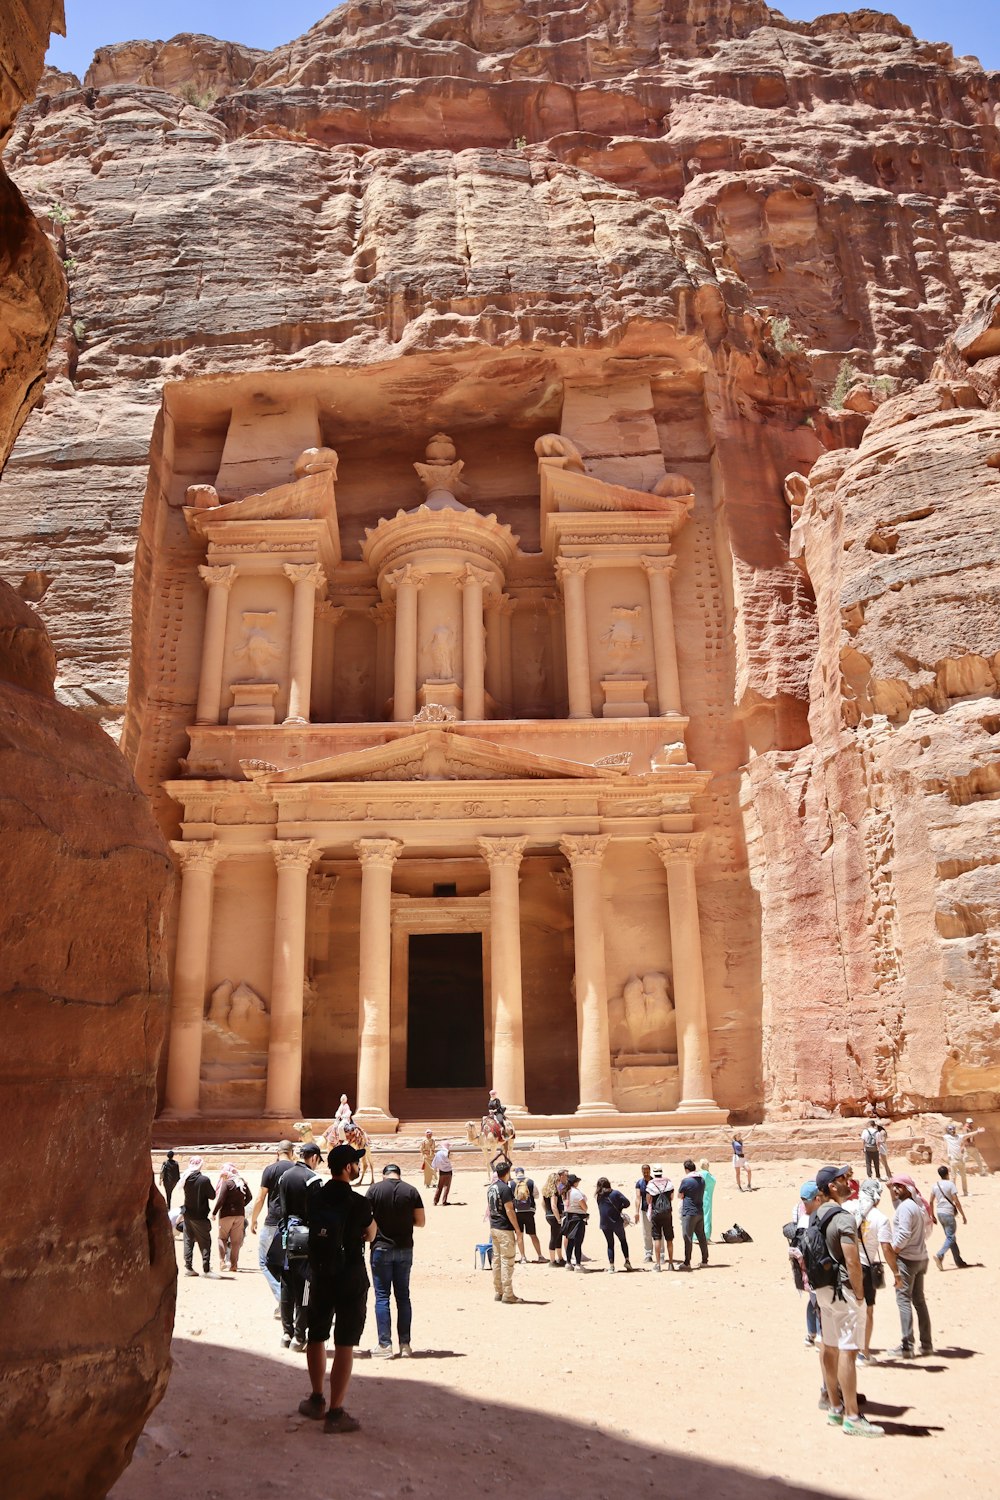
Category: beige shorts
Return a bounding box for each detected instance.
[815,1285,862,1352]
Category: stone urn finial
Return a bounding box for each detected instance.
[414,431,469,506]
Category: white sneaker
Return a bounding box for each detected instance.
[400,1344,413,1357]
[608,1265,616,1273]
[372,1345,395,1359]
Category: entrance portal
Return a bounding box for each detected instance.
[406,932,486,1088]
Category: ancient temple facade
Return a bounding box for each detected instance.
[130,361,761,1131]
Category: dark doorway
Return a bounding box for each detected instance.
[406,932,485,1088]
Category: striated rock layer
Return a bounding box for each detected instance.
[0,4,176,1496]
[1,0,999,1125]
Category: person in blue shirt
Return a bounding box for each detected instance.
[595,1177,633,1272]
[677,1158,709,1270]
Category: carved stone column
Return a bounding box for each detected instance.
[461,564,490,720]
[313,601,345,723]
[163,841,223,1114]
[370,599,395,719]
[649,833,718,1110]
[283,563,326,724]
[498,593,515,714]
[559,834,617,1115]
[641,555,682,715]
[195,564,236,725]
[478,836,528,1112]
[265,839,319,1115]
[388,565,426,721]
[484,591,502,708]
[556,557,593,719]
[355,837,403,1123]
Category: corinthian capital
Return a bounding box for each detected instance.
[170,839,223,874]
[640,554,677,578]
[316,601,345,626]
[198,564,237,591]
[477,835,529,870]
[272,839,319,873]
[648,832,704,869]
[555,556,592,584]
[460,564,493,591]
[385,564,428,593]
[354,837,403,870]
[558,833,610,866]
[283,563,326,592]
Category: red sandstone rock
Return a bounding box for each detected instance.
[0,6,176,1495]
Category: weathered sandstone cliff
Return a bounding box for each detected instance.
[0,5,176,1495]
[2,0,998,1123]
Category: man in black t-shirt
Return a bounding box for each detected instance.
[298,1144,376,1435]
[366,1163,425,1357]
[159,1150,180,1210]
[182,1156,215,1276]
[677,1158,708,1270]
[250,1140,295,1307]
[487,1158,525,1304]
[277,1144,323,1350]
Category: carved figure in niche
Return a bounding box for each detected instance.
[233,612,282,680]
[340,660,370,718]
[205,979,270,1049]
[428,623,456,680]
[293,446,339,479]
[601,605,644,672]
[609,971,676,1055]
[535,433,585,472]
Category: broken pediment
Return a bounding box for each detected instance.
[184,466,337,536]
[538,460,694,529]
[241,729,626,785]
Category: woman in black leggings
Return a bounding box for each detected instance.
[562,1174,588,1270]
[596,1177,633,1272]
[542,1169,567,1266]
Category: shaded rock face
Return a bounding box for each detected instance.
[1,0,999,1121]
[0,5,176,1495]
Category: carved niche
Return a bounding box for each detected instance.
[201,979,270,1110]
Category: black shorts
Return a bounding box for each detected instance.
[651,1211,674,1243]
[861,1264,877,1308]
[516,1212,536,1237]
[306,1267,368,1348]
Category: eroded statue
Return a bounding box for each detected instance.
[428,623,456,680]
[609,971,676,1055]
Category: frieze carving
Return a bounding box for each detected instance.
[413,702,458,723]
[594,751,633,769]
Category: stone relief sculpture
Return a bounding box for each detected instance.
[413,702,459,723]
[428,623,456,679]
[293,446,339,479]
[201,980,270,1110]
[601,605,644,671]
[650,740,692,770]
[534,432,585,472]
[205,979,269,1046]
[609,971,676,1056]
[233,611,282,680]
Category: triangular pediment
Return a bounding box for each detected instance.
[242,729,624,785]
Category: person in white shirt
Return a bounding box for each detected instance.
[431,1141,453,1205]
[850,1179,892,1361]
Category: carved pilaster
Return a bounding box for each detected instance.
[555,558,594,719]
[195,566,237,726]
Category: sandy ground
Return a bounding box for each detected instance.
[111,1156,998,1500]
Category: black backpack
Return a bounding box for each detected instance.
[308,1191,347,1275]
[650,1183,673,1214]
[721,1223,753,1244]
[793,1204,846,1293]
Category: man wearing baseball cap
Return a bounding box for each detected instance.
[298,1144,375,1434]
[811,1165,883,1437]
[366,1163,425,1358]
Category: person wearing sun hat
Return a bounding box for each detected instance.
[811,1165,883,1437]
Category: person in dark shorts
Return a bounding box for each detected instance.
[511,1167,544,1262]
[298,1144,376,1435]
[647,1166,675,1272]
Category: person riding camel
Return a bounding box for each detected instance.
[487,1089,509,1137]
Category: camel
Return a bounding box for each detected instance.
[467,1117,515,1182]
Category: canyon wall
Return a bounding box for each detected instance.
[0,5,175,1495]
[2,0,999,1121]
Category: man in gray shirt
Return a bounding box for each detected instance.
[885,1176,933,1358]
[810,1165,882,1438]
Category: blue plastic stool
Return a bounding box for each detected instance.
[475,1242,494,1268]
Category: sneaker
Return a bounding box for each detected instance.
[804,1334,816,1347]
[676,1264,692,1272]
[856,1351,867,1364]
[400,1344,413,1358]
[887,1345,914,1359]
[608,1265,616,1273]
[273,1307,282,1320]
[624,1262,633,1272]
[653,1262,661,1272]
[817,1391,831,1412]
[934,1255,943,1270]
[643,1254,653,1263]
[323,1408,361,1435]
[495,1292,504,1300]
[843,1415,884,1438]
[372,1345,394,1359]
[827,1408,845,1427]
[919,1345,935,1356]
[280,1334,292,1349]
[184,1268,198,1277]
[298,1393,326,1420]
[292,1340,307,1353]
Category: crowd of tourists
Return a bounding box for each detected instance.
[157,1104,988,1439]
[784,1114,990,1439]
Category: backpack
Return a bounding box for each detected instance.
[308,1192,347,1275]
[284,1217,310,1260]
[514,1180,532,1205]
[862,1127,878,1148]
[793,1204,846,1293]
[722,1223,753,1244]
[650,1183,673,1214]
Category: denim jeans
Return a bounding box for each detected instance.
[371,1246,414,1347]
[936,1213,963,1266]
[806,1292,820,1339]
[895,1256,932,1351]
[258,1224,281,1300]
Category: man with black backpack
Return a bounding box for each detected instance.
[861,1121,882,1180]
[804,1165,883,1438]
[647,1165,675,1272]
[298,1143,376,1435]
[277,1143,323,1352]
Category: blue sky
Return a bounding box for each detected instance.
[46,0,999,77]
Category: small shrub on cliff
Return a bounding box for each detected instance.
[769,315,804,354]
[72,318,86,342]
[830,358,860,409]
[48,201,73,226]
[178,82,218,109]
